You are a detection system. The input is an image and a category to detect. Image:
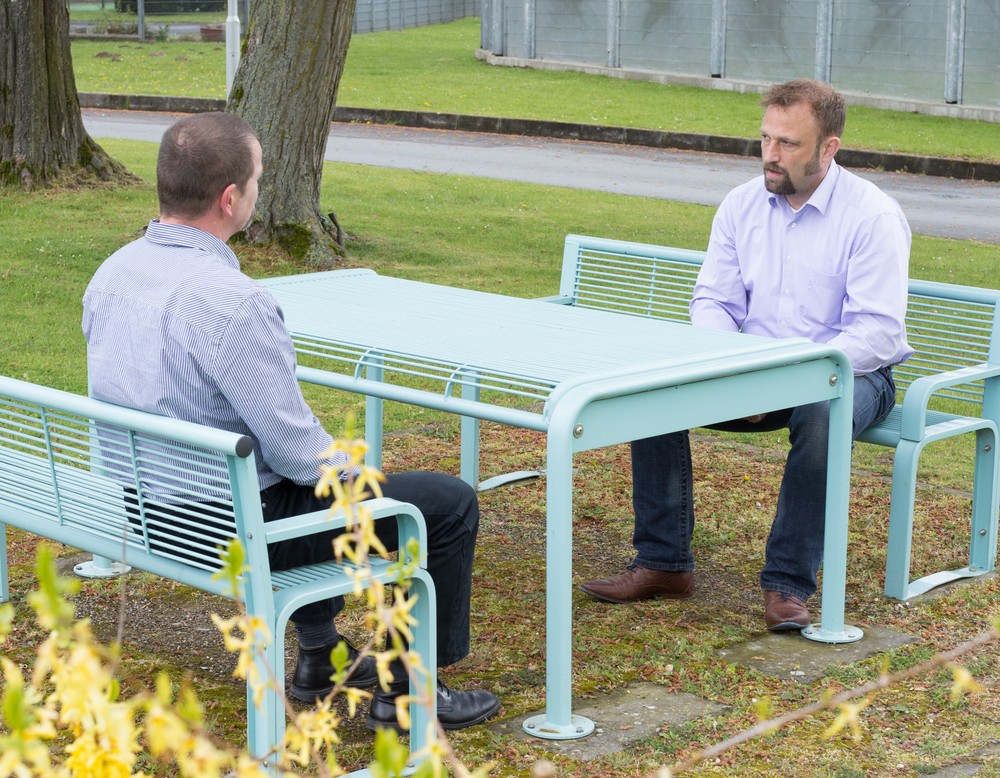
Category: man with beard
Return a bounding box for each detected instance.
[580,79,913,631]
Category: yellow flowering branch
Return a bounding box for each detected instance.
[0,418,481,777]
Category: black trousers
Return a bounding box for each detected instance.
[260,471,479,668]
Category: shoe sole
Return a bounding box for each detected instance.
[289,674,379,702]
[366,697,502,732]
[578,584,694,604]
[765,620,809,632]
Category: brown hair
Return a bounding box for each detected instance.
[156,112,258,219]
[761,79,846,139]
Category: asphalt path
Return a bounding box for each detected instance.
[82,108,1000,244]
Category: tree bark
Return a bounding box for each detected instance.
[0,0,135,190]
[227,0,357,268]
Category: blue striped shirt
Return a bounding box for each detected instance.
[82,220,343,490]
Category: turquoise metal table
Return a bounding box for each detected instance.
[259,268,861,740]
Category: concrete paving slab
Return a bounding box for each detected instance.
[717,626,918,683]
[919,740,1000,777]
[490,683,728,761]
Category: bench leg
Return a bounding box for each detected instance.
[884,438,922,600]
[0,524,8,603]
[968,427,1000,575]
[885,429,1000,601]
[406,568,438,762]
[247,624,283,777]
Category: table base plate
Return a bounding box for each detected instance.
[801,623,864,644]
[522,713,596,740]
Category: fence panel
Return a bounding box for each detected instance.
[482,0,1000,111]
[963,0,1000,107]
[619,0,713,74]
[535,0,608,63]
[832,0,947,101]
[724,0,816,84]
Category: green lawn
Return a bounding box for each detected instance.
[1,18,997,777]
[70,17,1000,162]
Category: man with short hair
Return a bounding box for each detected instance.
[82,111,500,731]
[580,80,912,630]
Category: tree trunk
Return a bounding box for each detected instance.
[228,0,357,268]
[0,0,134,190]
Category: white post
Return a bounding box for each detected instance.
[225,0,242,98]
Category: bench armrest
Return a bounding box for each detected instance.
[261,497,428,566]
[900,363,1000,440]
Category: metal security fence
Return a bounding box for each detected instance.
[481,0,1000,110]
[69,0,476,35]
[354,0,478,33]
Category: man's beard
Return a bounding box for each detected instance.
[763,165,795,195]
[763,145,822,196]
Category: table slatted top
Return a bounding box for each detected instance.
[259,269,817,408]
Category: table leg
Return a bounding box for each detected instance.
[364,359,384,472]
[802,374,864,644]
[522,437,595,739]
[460,379,480,488]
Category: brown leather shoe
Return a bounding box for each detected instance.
[579,566,693,603]
[763,590,811,631]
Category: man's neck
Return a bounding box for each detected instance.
[159,213,232,242]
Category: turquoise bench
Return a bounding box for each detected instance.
[0,376,436,776]
[542,233,1000,601]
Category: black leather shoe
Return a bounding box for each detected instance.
[367,681,501,731]
[289,639,378,701]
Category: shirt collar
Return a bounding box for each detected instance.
[767,158,841,216]
[143,219,241,271]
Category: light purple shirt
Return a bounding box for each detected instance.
[691,159,913,374]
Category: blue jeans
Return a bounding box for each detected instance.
[261,471,479,667]
[630,366,896,601]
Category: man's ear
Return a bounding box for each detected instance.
[823,136,842,161]
[219,182,239,218]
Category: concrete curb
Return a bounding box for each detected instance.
[79,92,1000,183]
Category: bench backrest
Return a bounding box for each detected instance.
[560,234,1000,406]
[0,376,263,599]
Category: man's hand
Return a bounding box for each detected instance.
[743,413,768,423]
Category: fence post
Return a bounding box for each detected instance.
[606,0,620,68]
[814,0,834,82]
[944,0,966,104]
[524,0,535,59]
[225,0,241,98]
[710,0,726,77]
